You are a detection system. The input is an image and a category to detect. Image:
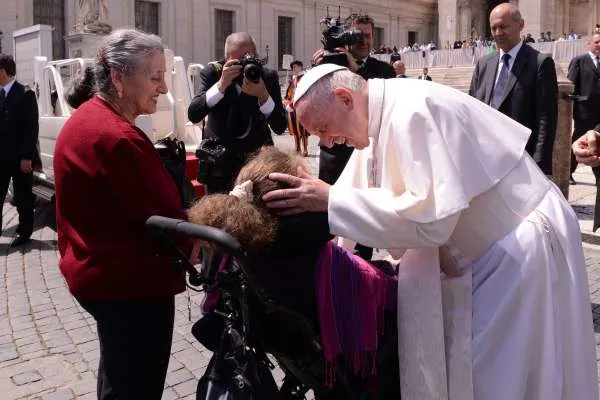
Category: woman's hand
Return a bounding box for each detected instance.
[262,166,330,215]
[573,130,600,168]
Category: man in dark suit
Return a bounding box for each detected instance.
[567,32,600,184]
[418,67,432,81]
[312,13,395,261]
[0,54,38,246]
[569,33,600,228]
[188,32,286,194]
[469,3,558,176]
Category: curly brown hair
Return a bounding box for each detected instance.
[187,147,304,252]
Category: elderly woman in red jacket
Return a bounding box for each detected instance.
[54,29,186,399]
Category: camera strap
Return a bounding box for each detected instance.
[209,61,224,77]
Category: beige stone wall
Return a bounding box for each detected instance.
[0,0,437,68]
[1,0,596,66]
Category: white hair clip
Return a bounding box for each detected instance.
[229,180,254,202]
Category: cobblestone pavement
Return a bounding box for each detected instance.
[2,134,600,398]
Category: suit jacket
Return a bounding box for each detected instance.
[0,81,39,168]
[469,44,558,175]
[418,75,432,81]
[568,53,600,136]
[319,57,395,184]
[188,63,286,154]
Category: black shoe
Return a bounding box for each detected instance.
[10,235,31,247]
[569,176,576,185]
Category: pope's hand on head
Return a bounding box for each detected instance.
[217,59,243,92]
[572,130,600,167]
[241,77,269,104]
[262,166,330,215]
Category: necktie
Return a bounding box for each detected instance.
[596,56,600,69]
[490,53,511,109]
[0,88,5,110]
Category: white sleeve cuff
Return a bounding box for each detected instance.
[206,83,225,108]
[259,96,275,116]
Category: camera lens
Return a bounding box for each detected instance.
[244,64,261,83]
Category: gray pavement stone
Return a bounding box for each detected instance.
[172,378,197,398]
[166,368,195,387]
[161,386,179,400]
[39,388,75,400]
[11,370,42,385]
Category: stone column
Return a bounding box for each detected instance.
[437,0,458,49]
[590,0,599,36]
[553,77,575,198]
[458,4,472,40]
[518,0,543,40]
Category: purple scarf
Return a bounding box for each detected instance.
[315,241,397,386]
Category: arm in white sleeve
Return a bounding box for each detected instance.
[328,186,460,250]
[205,83,225,108]
[259,96,275,116]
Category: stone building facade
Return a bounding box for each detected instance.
[0,0,598,70]
[440,0,600,47]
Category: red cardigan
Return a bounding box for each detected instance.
[54,96,186,300]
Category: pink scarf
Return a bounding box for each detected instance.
[315,241,397,386]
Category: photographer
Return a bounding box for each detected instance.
[188,32,286,194]
[313,13,394,261]
[312,13,394,184]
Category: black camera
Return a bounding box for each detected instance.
[320,16,363,67]
[234,54,264,84]
[195,138,228,182]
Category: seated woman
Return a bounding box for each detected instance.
[188,147,398,397]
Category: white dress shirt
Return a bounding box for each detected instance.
[205,82,275,117]
[1,78,16,95]
[589,51,600,68]
[495,41,523,86]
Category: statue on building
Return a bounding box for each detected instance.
[76,0,112,34]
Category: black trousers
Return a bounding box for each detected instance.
[80,297,175,400]
[0,165,33,237]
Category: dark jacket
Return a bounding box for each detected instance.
[469,44,558,175]
[568,53,600,136]
[319,57,395,184]
[0,81,39,167]
[188,63,286,190]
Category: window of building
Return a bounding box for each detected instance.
[408,31,418,46]
[215,9,235,59]
[374,27,384,50]
[278,16,293,70]
[135,1,160,35]
[33,0,65,59]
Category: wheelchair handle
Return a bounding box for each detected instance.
[146,215,245,260]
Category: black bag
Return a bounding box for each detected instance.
[156,137,196,208]
[195,137,230,182]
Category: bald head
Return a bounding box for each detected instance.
[489,3,524,52]
[490,3,522,22]
[224,32,257,60]
[393,60,406,76]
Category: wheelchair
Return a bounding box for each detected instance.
[146,215,400,399]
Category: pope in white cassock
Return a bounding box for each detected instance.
[263,63,599,400]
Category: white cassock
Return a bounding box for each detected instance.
[329,78,599,400]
